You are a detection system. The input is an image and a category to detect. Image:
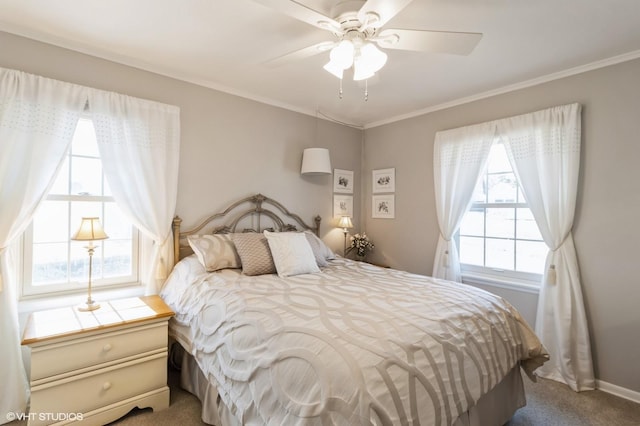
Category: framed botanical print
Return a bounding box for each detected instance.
[372,194,395,219]
[333,195,353,218]
[333,169,354,194]
[372,168,395,193]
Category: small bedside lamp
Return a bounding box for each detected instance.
[72,217,109,312]
[338,216,353,256]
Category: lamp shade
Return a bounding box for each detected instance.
[338,216,353,229]
[301,148,332,175]
[71,217,109,241]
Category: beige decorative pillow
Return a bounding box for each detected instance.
[264,231,320,277]
[232,233,276,276]
[187,234,241,272]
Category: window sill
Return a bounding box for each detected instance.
[461,272,541,295]
[18,284,146,314]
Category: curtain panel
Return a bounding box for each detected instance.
[0,67,86,423]
[0,66,181,422]
[498,103,594,391]
[432,122,495,281]
[89,90,180,295]
[432,103,594,391]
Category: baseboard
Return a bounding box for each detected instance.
[597,379,640,404]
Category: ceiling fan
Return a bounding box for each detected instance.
[253,0,483,82]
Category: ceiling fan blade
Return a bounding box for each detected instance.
[250,0,342,33]
[263,41,335,68]
[358,0,414,28]
[376,29,482,55]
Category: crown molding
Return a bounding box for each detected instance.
[364,49,640,129]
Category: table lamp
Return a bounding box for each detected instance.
[71,217,109,311]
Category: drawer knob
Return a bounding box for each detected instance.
[102,382,112,391]
[102,343,112,352]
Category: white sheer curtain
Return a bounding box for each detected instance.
[0,68,86,422]
[89,90,180,295]
[432,122,495,281]
[499,103,594,391]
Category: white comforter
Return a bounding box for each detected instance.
[161,256,548,425]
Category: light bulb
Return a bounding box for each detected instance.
[329,40,354,69]
[323,61,344,79]
[360,42,387,73]
[353,59,375,81]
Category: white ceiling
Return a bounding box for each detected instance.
[1,0,640,128]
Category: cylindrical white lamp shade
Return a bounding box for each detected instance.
[301,148,332,175]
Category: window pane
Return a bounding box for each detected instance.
[72,119,100,158]
[516,241,547,274]
[70,201,102,231]
[486,238,514,270]
[516,208,543,240]
[91,243,104,278]
[103,240,133,277]
[26,117,138,296]
[460,208,484,237]
[487,143,513,173]
[488,173,517,203]
[70,243,89,283]
[104,175,113,197]
[518,187,527,203]
[459,236,484,266]
[33,201,69,243]
[471,176,487,204]
[486,208,514,238]
[71,157,102,195]
[487,143,511,173]
[104,203,131,239]
[32,243,68,284]
[49,157,70,195]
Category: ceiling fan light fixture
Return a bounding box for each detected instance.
[323,60,345,79]
[352,42,387,81]
[360,42,387,73]
[329,40,355,69]
[353,61,375,81]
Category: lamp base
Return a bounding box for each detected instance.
[77,301,101,312]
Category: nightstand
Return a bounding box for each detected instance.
[21,296,174,426]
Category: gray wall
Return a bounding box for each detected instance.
[0,31,362,251]
[3,30,638,395]
[363,58,640,393]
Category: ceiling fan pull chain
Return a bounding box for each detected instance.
[364,79,369,101]
[339,78,343,99]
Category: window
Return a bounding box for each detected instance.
[458,142,546,283]
[22,118,139,297]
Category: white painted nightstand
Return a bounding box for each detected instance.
[21,296,174,426]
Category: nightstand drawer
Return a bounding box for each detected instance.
[31,322,168,381]
[30,352,167,425]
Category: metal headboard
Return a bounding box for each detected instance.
[172,193,321,263]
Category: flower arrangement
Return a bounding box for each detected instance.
[349,233,375,258]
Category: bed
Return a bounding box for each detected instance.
[161,194,549,425]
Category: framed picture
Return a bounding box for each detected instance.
[372,168,395,193]
[372,194,395,219]
[333,195,353,218]
[333,169,354,194]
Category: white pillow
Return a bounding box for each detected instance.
[264,231,320,277]
[187,234,241,272]
[304,231,336,262]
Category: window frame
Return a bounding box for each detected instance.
[20,117,141,299]
[457,143,545,287]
